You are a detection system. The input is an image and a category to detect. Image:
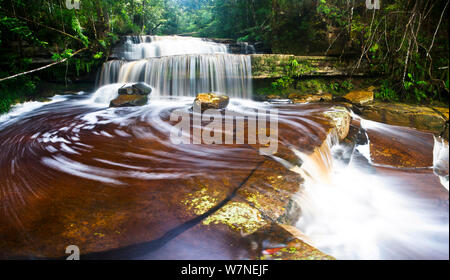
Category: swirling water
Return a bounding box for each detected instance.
[0,35,448,260]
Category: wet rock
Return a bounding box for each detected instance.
[193,93,230,111]
[343,86,374,105]
[110,94,148,107]
[443,125,449,140]
[132,82,152,95]
[252,223,334,260]
[291,93,332,104]
[237,159,303,225]
[181,158,303,235]
[267,94,281,100]
[151,211,333,260]
[335,101,354,111]
[259,238,335,260]
[202,201,268,235]
[366,124,435,168]
[288,93,301,100]
[323,107,351,140]
[432,107,449,140]
[432,107,449,122]
[118,82,152,95]
[361,102,447,136]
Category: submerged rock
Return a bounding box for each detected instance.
[253,223,335,260]
[366,124,435,168]
[193,93,230,111]
[267,99,293,105]
[343,86,374,105]
[110,94,148,107]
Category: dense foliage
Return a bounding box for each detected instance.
[174,0,449,104]
[0,0,448,113]
[0,0,171,112]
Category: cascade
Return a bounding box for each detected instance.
[97,36,253,99]
[290,122,449,260]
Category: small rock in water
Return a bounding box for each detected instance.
[193,93,230,111]
[267,94,281,100]
[291,93,332,104]
[110,94,148,107]
[111,82,151,107]
[118,82,152,96]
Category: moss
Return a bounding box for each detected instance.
[182,185,218,215]
[254,77,381,101]
[202,201,268,234]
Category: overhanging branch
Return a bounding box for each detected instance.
[0,48,87,83]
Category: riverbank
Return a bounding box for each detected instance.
[0,80,95,114]
[2,76,448,141]
[253,76,449,140]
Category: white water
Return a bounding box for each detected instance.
[97,36,253,99]
[0,95,68,127]
[114,35,228,60]
[292,130,449,260]
[433,136,449,190]
[90,83,125,105]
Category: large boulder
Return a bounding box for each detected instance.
[193,93,230,111]
[343,86,375,106]
[110,94,148,107]
[118,82,152,96]
[361,102,448,137]
[110,83,151,107]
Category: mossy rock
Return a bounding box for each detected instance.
[110,94,148,107]
[361,102,447,135]
[343,87,375,105]
[193,93,230,111]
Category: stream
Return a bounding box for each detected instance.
[0,36,448,260]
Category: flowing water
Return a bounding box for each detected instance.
[293,121,449,260]
[112,35,228,60]
[0,36,448,260]
[98,35,252,98]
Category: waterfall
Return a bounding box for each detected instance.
[97,36,253,99]
[113,35,228,60]
[433,136,449,190]
[291,130,449,260]
[97,60,125,87]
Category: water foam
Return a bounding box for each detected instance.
[292,131,449,260]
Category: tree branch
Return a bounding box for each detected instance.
[427,0,449,56]
[0,48,87,83]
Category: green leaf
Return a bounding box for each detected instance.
[93,52,104,59]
